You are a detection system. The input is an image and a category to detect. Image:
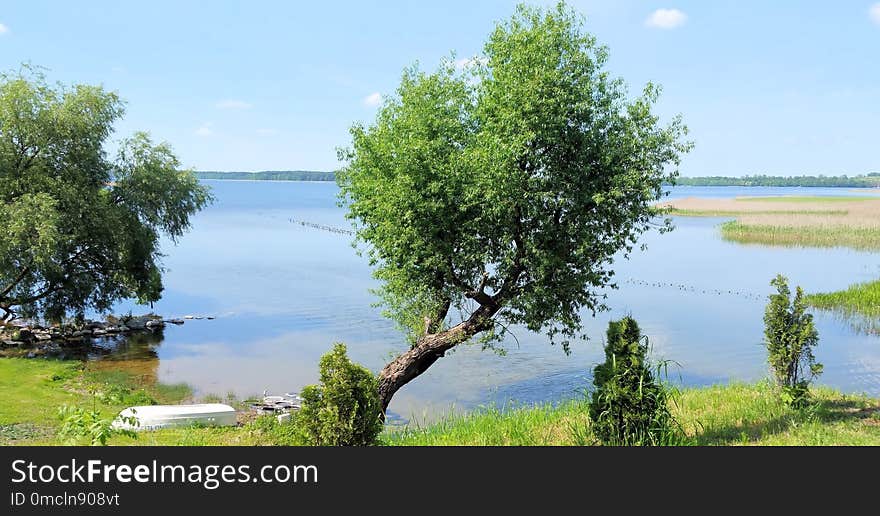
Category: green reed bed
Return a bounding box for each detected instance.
[720,221,880,251]
[806,279,880,320]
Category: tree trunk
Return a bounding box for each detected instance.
[377,303,497,415]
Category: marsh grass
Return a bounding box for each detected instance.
[662,196,880,250]
[736,196,879,203]
[665,208,848,218]
[806,279,880,322]
[720,221,880,251]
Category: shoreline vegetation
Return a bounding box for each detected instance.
[673,174,880,188]
[806,280,880,324]
[2,358,878,446]
[661,196,880,251]
[193,171,880,187]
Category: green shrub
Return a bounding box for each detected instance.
[764,274,822,408]
[292,343,383,446]
[57,404,138,446]
[588,317,678,446]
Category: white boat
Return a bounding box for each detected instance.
[112,403,237,431]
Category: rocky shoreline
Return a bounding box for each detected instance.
[0,313,212,350]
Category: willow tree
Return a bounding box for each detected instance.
[0,68,211,323]
[337,3,691,413]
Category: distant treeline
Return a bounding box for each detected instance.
[196,171,336,181]
[673,174,880,188]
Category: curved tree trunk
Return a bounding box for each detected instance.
[377,303,497,415]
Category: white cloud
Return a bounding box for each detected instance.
[215,99,252,110]
[870,3,880,25]
[195,123,214,137]
[0,23,8,35]
[363,92,382,107]
[645,8,688,29]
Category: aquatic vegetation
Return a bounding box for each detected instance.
[720,222,880,251]
[663,196,880,250]
[806,279,880,321]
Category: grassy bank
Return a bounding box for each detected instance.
[0,357,191,445]
[2,357,878,446]
[387,383,880,446]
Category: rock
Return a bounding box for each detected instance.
[71,329,91,338]
[12,329,33,342]
[167,319,185,325]
[145,320,165,329]
[184,315,194,320]
[206,316,215,320]
[276,413,292,424]
[34,333,51,341]
[92,329,107,337]
[88,321,106,330]
[2,340,18,348]
[104,326,120,334]
[126,318,147,330]
[118,325,130,332]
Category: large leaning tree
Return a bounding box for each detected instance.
[0,67,211,323]
[337,2,692,414]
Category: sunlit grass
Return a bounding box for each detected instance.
[736,196,879,203]
[806,279,880,321]
[666,208,847,218]
[720,221,880,251]
[385,382,880,446]
[4,357,879,446]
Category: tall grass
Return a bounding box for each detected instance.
[736,196,879,203]
[806,279,880,320]
[666,208,848,218]
[384,382,880,446]
[720,221,880,251]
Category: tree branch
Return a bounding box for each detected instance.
[0,265,32,300]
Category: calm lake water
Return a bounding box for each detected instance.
[103,182,880,422]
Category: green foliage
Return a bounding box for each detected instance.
[588,317,679,445]
[764,275,822,408]
[292,343,383,446]
[806,278,880,320]
[673,174,880,188]
[0,65,212,321]
[337,2,691,353]
[57,403,138,446]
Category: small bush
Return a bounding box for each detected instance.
[764,274,822,408]
[57,404,138,446]
[292,343,383,446]
[588,317,679,446]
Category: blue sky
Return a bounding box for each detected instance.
[1,1,878,176]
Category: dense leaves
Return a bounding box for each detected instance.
[0,67,211,322]
[337,2,691,357]
[588,317,677,446]
[764,274,822,407]
[293,343,383,446]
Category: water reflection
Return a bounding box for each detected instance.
[94,182,880,422]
